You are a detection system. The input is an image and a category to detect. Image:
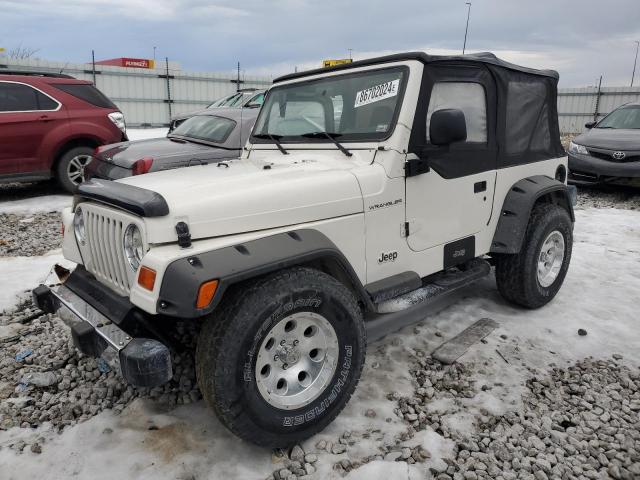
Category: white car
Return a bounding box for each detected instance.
[34,51,575,447]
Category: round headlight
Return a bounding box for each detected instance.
[74,207,86,245]
[123,224,144,271]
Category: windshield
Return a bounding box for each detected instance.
[169,115,236,143]
[597,106,640,129]
[207,93,240,108]
[245,91,265,107]
[252,67,407,143]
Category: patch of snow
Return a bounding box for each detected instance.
[0,251,74,312]
[0,195,71,215]
[127,128,168,142]
[343,461,423,479]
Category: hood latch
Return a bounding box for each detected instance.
[175,222,192,249]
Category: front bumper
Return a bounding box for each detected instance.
[568,152,640,185]
[32,281,172,388]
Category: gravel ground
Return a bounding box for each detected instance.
[395,355,640,480]
[575,186,640,211]
[0,299,201,454]
[0,213,62,257]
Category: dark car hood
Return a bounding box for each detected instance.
[574,128,640,151]
[97,137,231,168]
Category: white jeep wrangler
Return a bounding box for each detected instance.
[34,52,575,447]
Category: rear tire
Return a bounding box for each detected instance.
[495,203,573,308]
[56,146,94,193]
[196,267,366,447]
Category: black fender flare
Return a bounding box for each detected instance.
[490,175,575,255]
[157,229,373,318]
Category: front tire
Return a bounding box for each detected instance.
[495,203,573,308]
[196,267,366,447]
[56,146,94,193]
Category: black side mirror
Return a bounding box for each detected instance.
[585,121,596,129]
[430,108,467,146]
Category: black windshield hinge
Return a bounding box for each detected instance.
[175,222,192,249]
[404,156,430,177]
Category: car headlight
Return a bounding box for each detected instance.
[73,207,86,245]
[123,224,144,271]
[569,141,589,155]
[108,111,126,134]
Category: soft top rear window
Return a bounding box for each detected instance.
[53,83,117,109]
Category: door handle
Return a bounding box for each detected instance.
[38,115,52,122]
[474,181,487,193]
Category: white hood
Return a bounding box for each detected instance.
[118,151,370,244]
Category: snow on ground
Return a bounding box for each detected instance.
[0,195,71,215]
[127,128,168,141]
[0,206,639,479]
[0,251,74,312]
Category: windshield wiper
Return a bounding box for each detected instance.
[252,133,288,155]
[301,132,352,157]
[166,135,187,143]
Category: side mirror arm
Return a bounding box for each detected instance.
[405,152,430,177]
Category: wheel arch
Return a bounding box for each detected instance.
[490,175,575,255]
[51,136,101,173]
[157,229,374,318]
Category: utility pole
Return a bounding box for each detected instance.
[91,50,96,86]
[594,75,603,122]
[237,61,240,92]
[462,2,472,54]
[348,48,353,60]
[153,46,156,61]
[631,41,639,88]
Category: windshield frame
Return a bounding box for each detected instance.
[167,114,237,145]
[250,65,410,146]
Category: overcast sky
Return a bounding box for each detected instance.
[1,0,639,87]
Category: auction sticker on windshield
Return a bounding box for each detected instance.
[354,79,400,108]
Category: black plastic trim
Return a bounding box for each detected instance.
[77,178,169,217]
[64,265,135,326]
[365,271,422,304]
[158,229,373,318]
[490,176,575,255]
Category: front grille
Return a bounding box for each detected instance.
[587,150,640,163]
[81,204,139,296]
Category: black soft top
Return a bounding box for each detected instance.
[274,51,559,83]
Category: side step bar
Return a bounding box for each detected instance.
[365,259,491,342]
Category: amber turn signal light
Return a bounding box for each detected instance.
[197,279,219,309]
[138,266,156,291]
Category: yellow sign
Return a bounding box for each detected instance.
[0,48,5,53]
[323,59,352,68]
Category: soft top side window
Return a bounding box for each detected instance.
[426,82,487,143]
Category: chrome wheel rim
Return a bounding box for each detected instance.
[67,154,92,185]
[255,312,339,410]
[537,230,565,288]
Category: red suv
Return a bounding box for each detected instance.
[0,71,127,192]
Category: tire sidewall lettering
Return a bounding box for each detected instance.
[239,289,361,432]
